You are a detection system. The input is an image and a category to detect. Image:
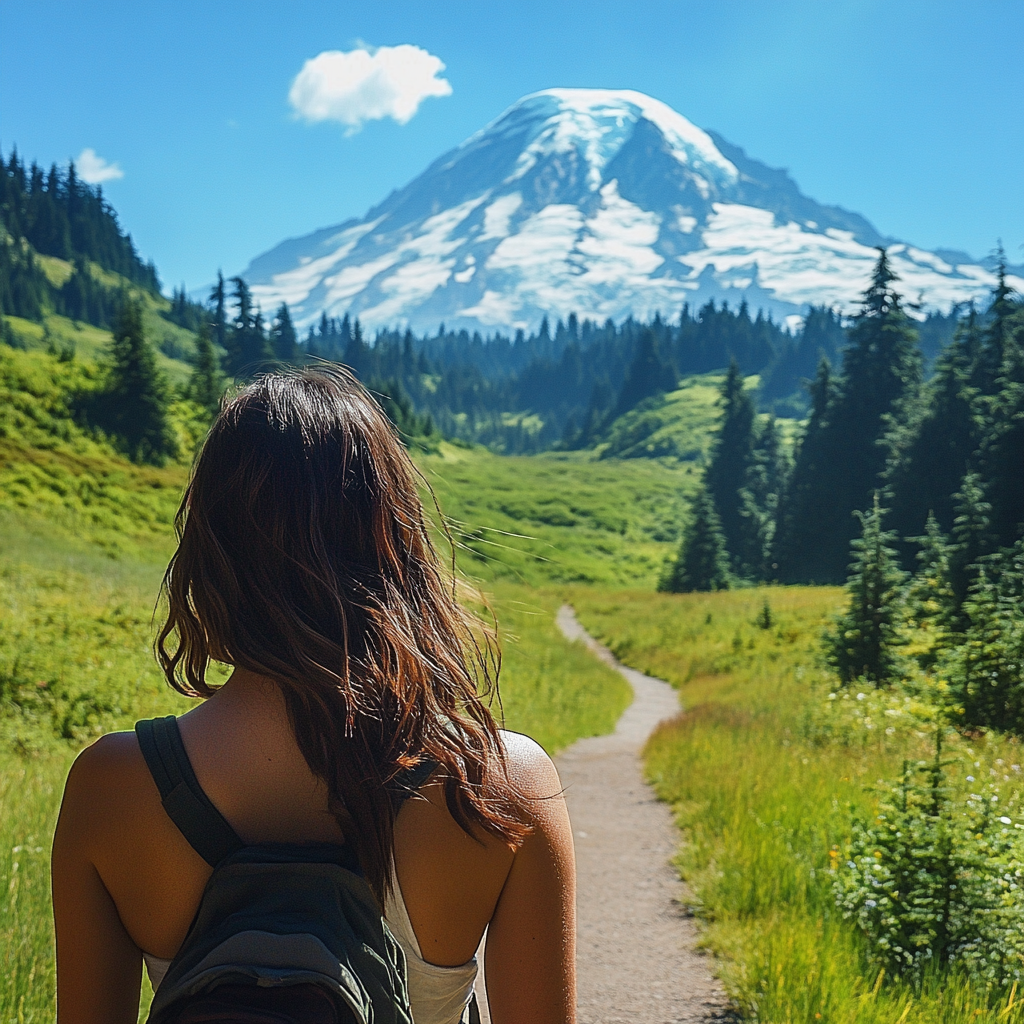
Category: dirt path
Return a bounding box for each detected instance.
[553,605,734,1023]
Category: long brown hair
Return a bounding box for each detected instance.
[157,365,525,899]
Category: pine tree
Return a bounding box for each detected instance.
[777,250,921,583]
[975,276,1023,551]
[209,271,227,355]
[903,512,955,670]
[189,321,224,416]
[343,318,369,375]
[660,486,731,593]
[97,297,175,463]
[774,358,835,581]
[885,311,981,547]
[945,540,1024,733]
[704,360,756,574]
[270,302,298,362]
[947,471,995,630]
[612,327,677,417]
[825,493,907,685]
[739,415,789,579]
[977,245,1014,393]
[227,276,271,374]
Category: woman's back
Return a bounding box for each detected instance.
[54,667,574,1023]
[51,367,576,1024]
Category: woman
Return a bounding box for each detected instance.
[51,366,576,1024]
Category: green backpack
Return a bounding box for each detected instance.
[136,716,427,1024]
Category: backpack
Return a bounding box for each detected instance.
[135,715,435,1024]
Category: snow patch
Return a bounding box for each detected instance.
[675,211,698,233]
[251,220,380,309]
[480,193,523,240]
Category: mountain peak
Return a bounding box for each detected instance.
[466,87,739,192]
[244,89,1016,334]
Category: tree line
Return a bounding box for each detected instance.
[664,247,1022,590]
[0,147,160,328]
[161,268,820,452]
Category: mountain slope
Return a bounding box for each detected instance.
[244,88,1020,334]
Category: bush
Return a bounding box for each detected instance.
[834,731,1024,987]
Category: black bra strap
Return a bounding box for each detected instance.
[136,716,244,867]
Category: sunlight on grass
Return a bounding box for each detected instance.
[572,586,1024,1023]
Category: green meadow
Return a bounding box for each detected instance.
[572,588,1024,1023]
[0,344,641,1020]
[3,340,1023,1024]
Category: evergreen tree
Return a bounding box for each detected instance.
[759,305,846,407]
[270,302,298,362]
[0,147,159,292]
[774,357,837,581]
[885,311,981,547]
[343,318,369,375]
[89,297,175,463]
[739,415,789,579]
[704,360,756,574]
[189,321,224,416]
[208,271,227,355]
[945,540,1024,734]
[976,245,1014,394]
[612,327,676,417]
[946,471,995,630]
[227,276,271,374]
[825,493,907,685]
[903,512,956,670]
[776,250,921,583]
[975,282,1023,551]
[660,486,731,593]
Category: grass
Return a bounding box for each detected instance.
[598,373,726,461]
[0,347,643,1020]
[570,586,1024,1023]
[6,250,198,386]
[420,444,694,587]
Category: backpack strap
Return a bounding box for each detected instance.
[135,716,244,867]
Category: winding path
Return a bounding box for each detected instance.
[552,605,734,1023]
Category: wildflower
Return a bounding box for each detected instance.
[857,692,867,701]
[1000,817,1012,825]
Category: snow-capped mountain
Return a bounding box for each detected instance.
[244,88,1020,334]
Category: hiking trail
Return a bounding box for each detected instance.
[551,605,734,1023]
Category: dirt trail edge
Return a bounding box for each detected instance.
[553,604,734,1023]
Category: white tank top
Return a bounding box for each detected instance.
[142,869,479,1024]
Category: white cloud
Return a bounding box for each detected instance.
[288,45,452,131]
[76,148,124,184]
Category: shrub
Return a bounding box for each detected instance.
[834,731,1024,987]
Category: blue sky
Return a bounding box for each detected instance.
[1,0,1021,293]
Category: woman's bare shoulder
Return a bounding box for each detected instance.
[68,730,145,784]
[497,730,564,807]
[60,731,153,832]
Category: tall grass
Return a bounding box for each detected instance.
[571,586,1024,1023]
[0,559,628,1022]
[0,345,657,1019]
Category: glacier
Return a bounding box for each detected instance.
[242,88,1022,334]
